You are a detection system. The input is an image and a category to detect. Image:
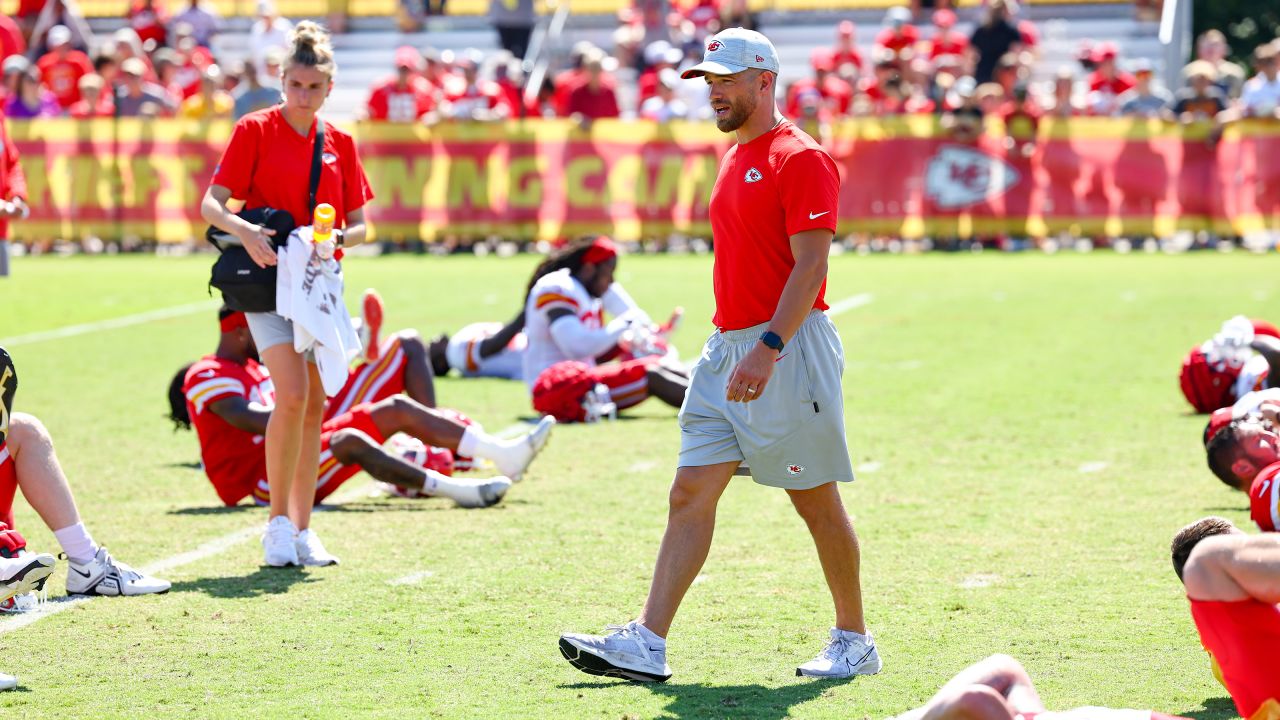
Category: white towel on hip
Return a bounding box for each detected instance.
[275,226,362,396]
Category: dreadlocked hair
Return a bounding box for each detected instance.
[524,235,608,300]
[167,363,195,431]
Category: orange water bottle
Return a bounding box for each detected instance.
[313,203,335,244]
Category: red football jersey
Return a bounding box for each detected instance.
[184,355,274,506]
[1250,462,1280,532]
[1189,598,1280,719]
[366,77,435,122]
[211,106,374,231]
[708,119,839,330]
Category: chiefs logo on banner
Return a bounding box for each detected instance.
[6,117,1280,242]
[924,145,1021,210]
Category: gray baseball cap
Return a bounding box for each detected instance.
[680,28,780,79]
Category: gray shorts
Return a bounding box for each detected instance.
[677,310,854,490]
[245,312,315,362]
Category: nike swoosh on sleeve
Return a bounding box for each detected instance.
[809,211,829,219]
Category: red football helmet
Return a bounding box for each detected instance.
[1180,347,1239,414]
[1253,319,1280,340]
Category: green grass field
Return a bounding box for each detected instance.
[0,251,1270,719]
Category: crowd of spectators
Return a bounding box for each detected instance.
[0,0,289,121]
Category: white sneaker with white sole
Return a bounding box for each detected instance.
[0,552,55,605]
[262,515,299,567]
[559,621,672,683]
[65,548,170,597]
[796,628,882,678]
[295,528,339,567]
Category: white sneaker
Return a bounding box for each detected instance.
[559,621,672,683]
[0,553,56,604]
[0,672,15,691]
[796,628,882,678]
[497,416,555,482]
[295,529,339,567]
[0,592,41,614]
[65,548,171,597]
[453,476,512,509]
[262,516,299,567]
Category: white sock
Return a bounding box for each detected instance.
[53,522,97,565]
[458,426,527,477]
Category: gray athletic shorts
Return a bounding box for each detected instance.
[677,309,854,490]
[246,311,315,362]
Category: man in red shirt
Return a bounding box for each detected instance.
[1171,518,1280,720]
[34,25,92,109]
[831,21,863,77]
[1087,42,1135,99]
[926,9,968,60]
[875,6,919,59]
[565,50,620,122]
[784,48,853,119]
[365,46,435,122]
[560,28,877,684]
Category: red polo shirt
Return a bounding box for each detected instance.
[211,107,374,230]
[708,119,839,330]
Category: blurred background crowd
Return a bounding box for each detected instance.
[0,0,1276,127]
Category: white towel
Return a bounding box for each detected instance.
[275,227,362,396]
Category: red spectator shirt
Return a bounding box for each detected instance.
[1088,71,1135,96]
[128,1,169,48]
[831,48,863,72]
[708,119,839,330]
[0,15,25,63]
[875,25,920,54]
[928,32,968,59]
[16,0,46,18]
[565,83,620,119]
[36,50,93,108]
[211,107,374,231]
[366,76,435,121]
[0,116,27,239]
[785,76,853,117]
[183,355,273,506]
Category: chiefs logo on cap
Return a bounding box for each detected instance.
[707,40,723,51]
[755,55,764,62]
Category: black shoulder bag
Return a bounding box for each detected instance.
[206,118,326,313]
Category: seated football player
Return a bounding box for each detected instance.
[428,311,529,381]
[1181,316,1280,414]
[1170,518,1280,720]
[0,347,170,605]
[522,236,689,423]
[892,653,1188,720]
[167,309,554,508]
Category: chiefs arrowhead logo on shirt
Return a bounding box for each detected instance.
[744,167,763,183]
[707,40,723,51]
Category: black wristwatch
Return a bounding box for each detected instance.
[334,228,345,247]
[760,331,785,352]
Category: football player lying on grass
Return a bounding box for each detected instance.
[0,348,169,613]
[892,653,1188,720]
[167,309,553,508]
[1203,408,1280,533]
[1171,518,1280,720]
[1180,316,1280,414]
[521,236,689,422]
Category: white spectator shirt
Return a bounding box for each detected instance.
[1242,74,1280,116]
[522,268,602,387]
[250,17,294,75]
[446,322,527,380]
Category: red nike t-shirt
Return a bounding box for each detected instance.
[708,119,840,330]
[1189,597,1280,719]
[211,106,374,231]
[1249,462,1280,532]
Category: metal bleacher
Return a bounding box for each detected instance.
[62,0,1158,123]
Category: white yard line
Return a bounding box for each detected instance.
[0,300,220,348]
[0,481,373,636]
[386,570,435,586]
[826,292,875,317]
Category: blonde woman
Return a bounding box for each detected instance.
[201,21,373,567]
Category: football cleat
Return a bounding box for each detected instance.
[262,515,299,567]
[0,552,55,605]
[796,628,882,678]
[360,289,385,362]
[0,672,15,691]
[452,477,512,509]
[559,622,672,683]
[0,592,42,614]
[65,548,170,597]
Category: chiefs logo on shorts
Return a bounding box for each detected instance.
[707,40,723,51]
[786,464,805,476]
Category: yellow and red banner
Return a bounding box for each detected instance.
[9,117,1280,243]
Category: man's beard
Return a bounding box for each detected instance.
[715,95,756,132]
